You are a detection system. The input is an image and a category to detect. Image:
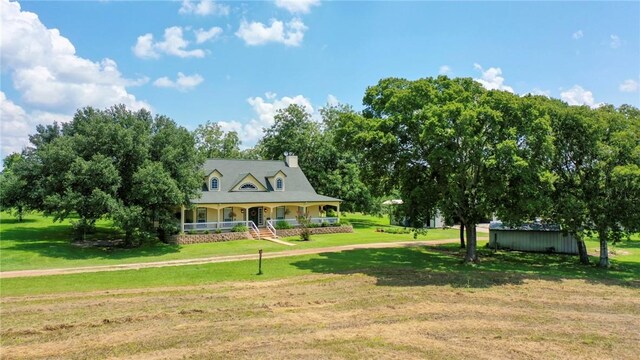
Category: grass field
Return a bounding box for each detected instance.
[1,265,639,359]
[2,212,639,359]
[0,212,460,272]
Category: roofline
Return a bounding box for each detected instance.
[205,158,285,162]
[191,199,343,204]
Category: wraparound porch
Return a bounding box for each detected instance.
[180,201,341,232]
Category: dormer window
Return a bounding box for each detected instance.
[239,183,258,190]
[276,178,284,191]
[211,177,219,191]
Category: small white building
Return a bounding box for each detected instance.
[382,199,445,228]
[489,222,577,254]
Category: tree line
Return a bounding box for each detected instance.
[1,76,639,267]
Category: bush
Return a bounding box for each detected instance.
[326,209,337,217]
[203,230,210,234]
[321,222,329,227]
[231,224,248,233]
[308,223,320,228]
[187,230,198,235]
[215,229,222,234]
[275,220,292,230]
[383,227,411,234]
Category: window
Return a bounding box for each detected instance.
[276,178,283,190]
[197,208,207,223]
[223,207,233,221]
[210,177,219,191]
[239,183,257,190]
[276,206,285,219]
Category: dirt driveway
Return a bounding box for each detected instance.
[0,239,474,279]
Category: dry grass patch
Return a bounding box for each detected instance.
[1,271,639,360]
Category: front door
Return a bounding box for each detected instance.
[248,207,262,226]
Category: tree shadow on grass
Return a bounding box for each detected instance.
[1,224,180,261]
[291,243,640,289]
[0,218,38,225]
[349,218,389,230]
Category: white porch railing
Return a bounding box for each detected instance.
[266,220,277,238]
[310,217,339,225]
[183,220,251,232]
[248,221,260,240]
[265,217,339,229]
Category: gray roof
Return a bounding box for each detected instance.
[193,159,341,204]
[489,221,563,232]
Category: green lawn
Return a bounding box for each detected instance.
[0,212,461,271]
[2,239,638,297]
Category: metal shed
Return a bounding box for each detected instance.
[489,222,577,255]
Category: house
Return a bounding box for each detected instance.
[180,156,342,237]
[488,221,577,254]
[382,199,445,228]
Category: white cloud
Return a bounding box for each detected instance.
[527,88,551,97]
[236,18,307,46]
[0,0,150,158]
[610,34,621,49]
[153,72,204,92]
[217,93,314,145]
[179,0,229,16]
[194,27,223,44]
[0,91,71,156]
[473,63,514,93]
[274,0,320,14]
[439,65,451,75]
[619,79,639,93]
[572,30,583,39]
[133,26,206,59]
[560,85,599,107]
[327,94,339,106]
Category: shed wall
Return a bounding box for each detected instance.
[489,230,577,255]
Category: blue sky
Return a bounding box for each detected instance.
[1,0,639,158]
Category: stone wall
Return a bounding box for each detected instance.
[170,232,252,245]
[276,225,353,238]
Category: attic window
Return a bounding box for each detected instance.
[211,177,219,191]
[239,183,258,190]
[276,178,283,191]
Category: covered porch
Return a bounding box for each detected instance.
[180,201,341,232]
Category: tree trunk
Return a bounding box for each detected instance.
[464,224,478,263]
[598,229,610,268]
[17,205,23,222]
[576,237,589,265]
[459,224,466,249]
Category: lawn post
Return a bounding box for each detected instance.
[257,249,263,275]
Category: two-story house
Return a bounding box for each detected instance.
[180,156,342,234]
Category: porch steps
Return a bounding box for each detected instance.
[254,228,296,246]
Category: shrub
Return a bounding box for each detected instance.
[187,230,198,235]
[203,230,210,234]
[383,227,411,234]
[275,220,292,230]
[326,209,337,217]
[321,222,329,227]
[231,224,248,232]
[308,223,320,228]
[215,229,222,234]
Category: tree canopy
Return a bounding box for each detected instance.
[4,105,202,245]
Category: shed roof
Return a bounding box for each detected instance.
[489,221,563,232]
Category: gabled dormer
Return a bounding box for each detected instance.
[206,169,223,192]
[267,170,287,191]
[230,173,267,192]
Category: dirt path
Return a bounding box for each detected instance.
[0,238,475,279]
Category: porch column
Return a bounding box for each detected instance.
[243,207,249,222]
[217,206,221,224]
[180,205,185,232]
[337,203,341,219]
